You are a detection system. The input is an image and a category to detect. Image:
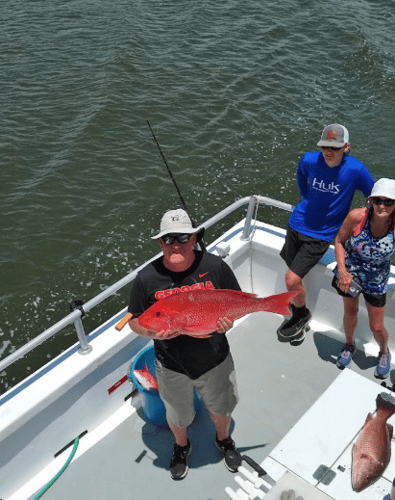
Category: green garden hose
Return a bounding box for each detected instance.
[33,437,79,500]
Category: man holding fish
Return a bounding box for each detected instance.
[128,208,243,481]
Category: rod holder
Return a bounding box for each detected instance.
[241,196,258,241]
[73,316,92,355]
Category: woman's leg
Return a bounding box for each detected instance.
[366,302,389,354]
[343,296,359,345]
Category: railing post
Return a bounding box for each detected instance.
[240,196,258,241]
[73,316,92,355]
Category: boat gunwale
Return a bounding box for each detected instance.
[0,195,293,374]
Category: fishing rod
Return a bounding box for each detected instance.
[147,120,190,214]
[146,120,206,250]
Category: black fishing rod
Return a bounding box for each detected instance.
[146,120,206,251]
[147,120,190,214]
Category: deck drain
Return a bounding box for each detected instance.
[313,464,336,485]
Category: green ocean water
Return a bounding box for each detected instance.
[1,0,395,392]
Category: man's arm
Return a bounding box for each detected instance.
[296,156,309,199]
[358,166,374,197]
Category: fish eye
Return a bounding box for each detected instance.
[155,311,161,317]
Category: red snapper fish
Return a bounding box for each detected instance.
[137,289,299,336]
[352,392,395,492]
[133,364,159,392]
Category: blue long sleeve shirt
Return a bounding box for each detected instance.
[289,152,374,242]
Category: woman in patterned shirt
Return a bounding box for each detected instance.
[333,178,395,379]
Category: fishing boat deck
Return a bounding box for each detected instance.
[20,312,393,500]
[3,202,395,500]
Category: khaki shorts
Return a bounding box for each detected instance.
[155,353,239,428]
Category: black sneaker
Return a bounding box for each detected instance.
[215,436,242,472]
[278,306,312,340]
[169,440,192,480]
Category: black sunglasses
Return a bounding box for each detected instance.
[371,197,395,207]
[321,146,342,151]
[161,234,192,245]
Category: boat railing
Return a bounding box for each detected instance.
[0,195,293,373]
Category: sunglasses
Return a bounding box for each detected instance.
[161,234,192,245]
[321,146,342,151]
[371,197,395,207]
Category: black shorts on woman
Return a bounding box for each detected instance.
[331,275,386,308]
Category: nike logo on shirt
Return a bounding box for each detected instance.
[198,272,209,278]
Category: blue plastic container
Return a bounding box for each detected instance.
[129,344,201,428]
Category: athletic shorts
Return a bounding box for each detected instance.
[280,224,331,279]
[155,353,239,428]
[331,276,386,308]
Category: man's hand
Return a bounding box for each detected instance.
[155,329,182,340]
[216,317,234,334]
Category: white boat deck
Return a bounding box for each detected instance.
[19,312,393,500]
[3,206,395,500]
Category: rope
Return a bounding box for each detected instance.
[33,437,79,500]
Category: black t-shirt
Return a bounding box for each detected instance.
[128,251,241,379]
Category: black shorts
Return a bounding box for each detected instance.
[280,224,331,279]
[331,276,386,308]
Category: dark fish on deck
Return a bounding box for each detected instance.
[351,392,395,492]
[137,289,299,336]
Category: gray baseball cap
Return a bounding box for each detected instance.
[152,209,205,240]
[317,124,350,147]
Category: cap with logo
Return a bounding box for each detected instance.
[369,178,395,200]
[152,209,205,241]
[317,124,350,148]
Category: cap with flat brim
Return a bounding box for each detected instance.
[317,124,350,148]
[369,178,395,200]
[151,209,205,241]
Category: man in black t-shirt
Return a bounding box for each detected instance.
[128,209,241,480]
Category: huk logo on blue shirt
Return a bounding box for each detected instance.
[312,178,340,194]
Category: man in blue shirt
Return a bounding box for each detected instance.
[278,124,374,340]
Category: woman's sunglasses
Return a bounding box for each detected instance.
[161,234,192,245]
[371,197,395,207]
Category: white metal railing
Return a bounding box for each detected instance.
[0,195,293,372]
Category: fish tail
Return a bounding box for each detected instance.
[377,392,395,419]
[257,291,300,316]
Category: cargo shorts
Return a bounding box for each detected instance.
[155,353,239,428]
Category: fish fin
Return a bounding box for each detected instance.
[201,289,258,299]
[258,291,301,315]
[388,423,393,441]
[364,412,374,425]
[377,392,395,419]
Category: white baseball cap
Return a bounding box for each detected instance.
[317,124,350,147]
[369,178,395,200]
[152,209,205,240]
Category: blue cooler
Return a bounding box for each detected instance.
[129,344,201,428]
